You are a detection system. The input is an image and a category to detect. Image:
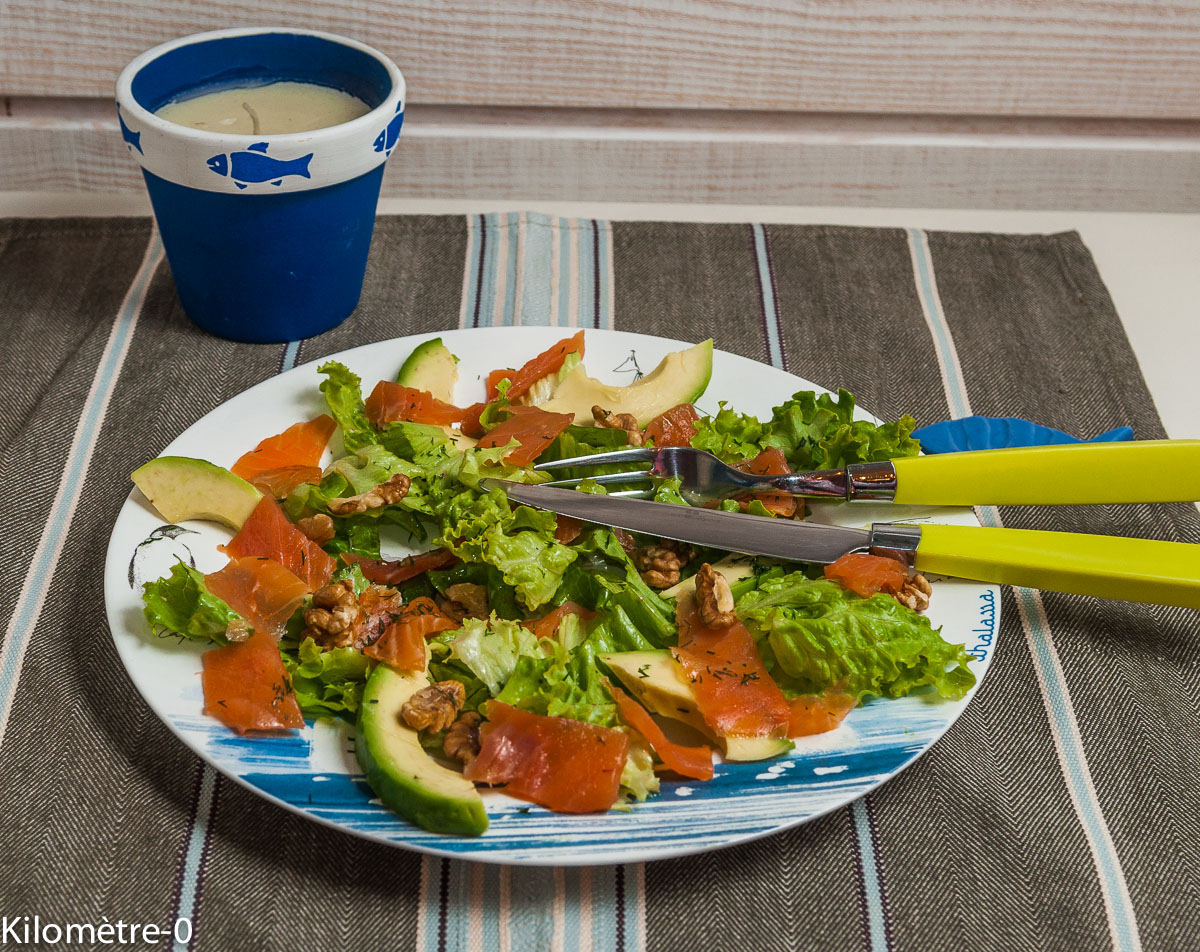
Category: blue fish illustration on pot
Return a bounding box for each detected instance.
[206,141,313,189]
[373,102,404,156]
[116,103,143,154]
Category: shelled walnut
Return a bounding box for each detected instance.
[634,541,693,589]
[296,513,335,545]
[695,563,736,627]
[401,680,466,733]
[443,711,483,766]
[327,473,411,515]
[894,573,932,612]
[591,405,645,446]
[301,579,360,648]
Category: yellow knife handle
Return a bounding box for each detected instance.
[890,440,1200,506]
[913,523,1200,609]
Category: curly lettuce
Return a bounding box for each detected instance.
[497,639,615,727]
[281,636,372,718]
[142,562,238,644]
[737,572,975,701]
[444,615,544,696]
[691,388,919,470]
[764,389,920,471]
[318,361,377,451]
[690,402,765,463]
[438,489,577,610]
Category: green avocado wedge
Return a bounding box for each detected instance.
[356,662,489,837]
[131,456,263,531]
[396,337,459,403]
[537,339,713,425]
[600,649,792,762]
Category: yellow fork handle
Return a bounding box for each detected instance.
[891,440,1200,506]
[913,523,1200,609]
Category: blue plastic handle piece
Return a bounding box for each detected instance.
[911,416,1133,455]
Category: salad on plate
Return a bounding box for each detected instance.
[130,331,976,837]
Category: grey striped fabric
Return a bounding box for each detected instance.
[0,215,1196,952]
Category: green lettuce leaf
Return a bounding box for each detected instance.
[763,389,920,471]
[281,471,347,521]
[689,402,765,463]
[690,388,920,471]
[560,529,675,647]
[651,477,688,506]
[318,361,378,451]
[326,520,382,560]
[446,615,544,696]
[494,629,658,801]
[539,422,637,482]
[426,561,523,621]
[439,489,577,610]
[737,573,976,701]
[329,560,370,596]
[476,378,513,433]
[428,636,491,713]
[380,420,452,460]
[582,605,656,654]
[555,612,587,651]
[454,443,547,490]
[496,639,618,727]
[329,444,419,495]
[281,636,372,718]
[142,562,238,644]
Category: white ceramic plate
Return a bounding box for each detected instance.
[104,328,999,865]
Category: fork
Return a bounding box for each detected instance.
[532,440,1200,507]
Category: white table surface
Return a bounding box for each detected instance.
[4,192,1196,441]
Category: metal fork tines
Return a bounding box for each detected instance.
[533,447,660,499]
[532,445,839,506]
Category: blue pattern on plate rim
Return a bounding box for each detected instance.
[156,592,997,864]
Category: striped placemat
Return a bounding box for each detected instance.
[1,212,1196,952]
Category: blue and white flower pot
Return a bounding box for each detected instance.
[116,28,405,342]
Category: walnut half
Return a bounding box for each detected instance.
[296,513,335,545]
[894,573,932,612]
[401,680,466,733]
[634,541,693,589]
[301,579,360,648]
[443,710,483,767]
[592,405,645,446]
[695,562,736,628]
[327,473,411,515]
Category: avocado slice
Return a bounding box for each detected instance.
[131,456,263,531]
[396,337,459,403]
[356,661,488,836]
[600,649,793,762]
[537,339,713,425]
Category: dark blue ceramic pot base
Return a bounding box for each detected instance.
[144,165,384,343]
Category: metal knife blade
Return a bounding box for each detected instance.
[480,479,872,564]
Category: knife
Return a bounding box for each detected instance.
[479,479,1200,609]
